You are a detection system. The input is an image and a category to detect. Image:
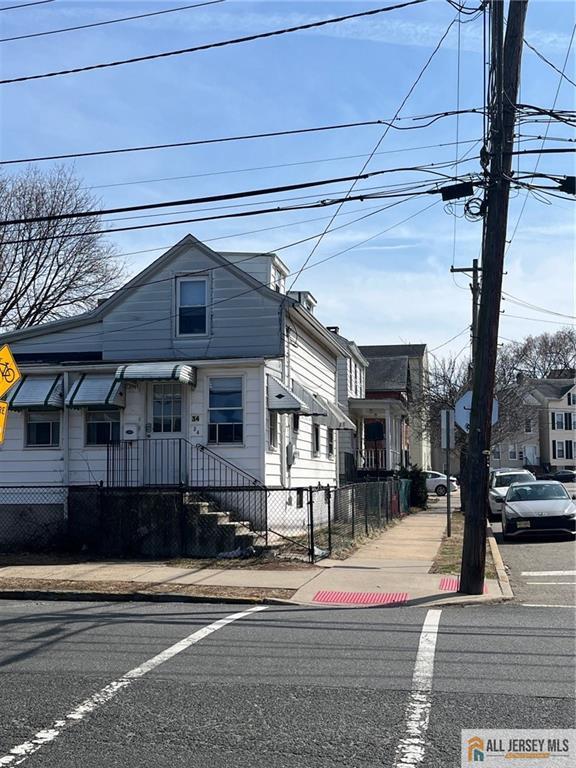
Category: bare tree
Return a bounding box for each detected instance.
[0,166,124,331]
[498,329,576,379]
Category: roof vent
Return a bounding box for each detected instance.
[326,326,340,335]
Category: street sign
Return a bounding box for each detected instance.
[0,402,7,444]
[0,344,21,400]
[440,409,455,450]
[454,390,498,433]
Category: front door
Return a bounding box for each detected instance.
[524,444,538,466]
[145,383,185,484]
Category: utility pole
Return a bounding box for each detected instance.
[450,259,481,514]
[460,0,529,594]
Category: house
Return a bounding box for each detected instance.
[358,344,431,471]
[489,389,541,470]
[531,373,575,470]
[0,234,356,493]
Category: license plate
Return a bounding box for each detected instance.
[516,520,531,529]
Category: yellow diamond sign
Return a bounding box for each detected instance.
[0,401,7,445]
[0,344,21,400]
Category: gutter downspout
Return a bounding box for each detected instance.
[62,371,70,518]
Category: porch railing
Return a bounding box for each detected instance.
[358,448,387,470]
[106,438,267,532]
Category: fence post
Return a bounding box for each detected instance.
[364,485,369,536]
[308,486,315,563]
[326,485,332,554]
[351,485,355,539]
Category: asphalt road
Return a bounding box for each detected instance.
[491,482,576,607]
[0,600,574,768]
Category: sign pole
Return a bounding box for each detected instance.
[446,409,452,538]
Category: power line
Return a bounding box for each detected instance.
[502,293,576,320]
[0,183,450,246]
[500,312,576,326]
[429,326,470,352]
[524,37,576,88]
[0,1,225,43]
[506,26,576,256]
[85,138,483,192]
[0,0,428,85]
[0,109,482,166]
[288,10,460,292]
[0,163,477,225]
[0,0,52,10]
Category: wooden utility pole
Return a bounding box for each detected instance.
[450,259,481,515]
[460,0,529,594]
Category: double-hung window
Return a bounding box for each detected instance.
[313,423,321,455]
[177,278,207,335]
[555,412,564,430]
[508,444,517,460]
[327,427,334,458]
[557,441,565,459]
[524,418,532,433]
[86,410,120,445]
[208,377,243,444]
[268,410,278,450]
[26,411,60,448]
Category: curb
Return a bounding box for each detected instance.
[0,589,294,607]
[486,522,514,600]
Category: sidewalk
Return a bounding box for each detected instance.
[0,499,509,607]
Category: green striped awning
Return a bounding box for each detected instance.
[66,374,124,408]
[115,363,196,385]
[7,375,63,410]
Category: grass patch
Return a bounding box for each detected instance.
[430,511,497,579]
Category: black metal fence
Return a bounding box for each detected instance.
[0,479,410,562]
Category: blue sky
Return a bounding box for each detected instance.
[0,0,574,357]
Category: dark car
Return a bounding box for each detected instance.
[552,469,576,483]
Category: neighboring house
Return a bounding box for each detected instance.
[489,405,542,470]
[531,374,576,470]
[0,234,355,490]
[359,344,431,471]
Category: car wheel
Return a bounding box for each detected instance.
[501,518,513,541]
[435,484,447,496]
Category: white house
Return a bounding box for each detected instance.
[0,234,355,491]
[532,375,575,470]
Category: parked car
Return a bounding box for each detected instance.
[495,480,576,539]
[424,471,458,496]
[550,469,576,484]
[487,469,536,518]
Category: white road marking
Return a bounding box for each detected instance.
[521,570,576,577]
[526,581,576,585]
[392,609,442,768]
[522,604,576,609]
[0,605,266,766]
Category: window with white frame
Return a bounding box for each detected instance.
[268,410,278,450]
[313,423,320,455]
[327,427,334,457]
[492,445,501,459]
[177,277,207,335]
[555,412,564,429]
[557,440,565,459]
[26,411,60,447]
[292,413,300,436]
[524,418,532,433]
[508,444,517,460]
[152,383,182,433]
[86,410,120,445]
[208,377,243,444]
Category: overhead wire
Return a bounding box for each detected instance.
[501,293,576,320]
[0,109,484,167]
[288,9,461,292]
[0,0,52,10]
[523,37,576,89]
[505,25,576,256]
[0,1,225,43]
[0,0,429,85]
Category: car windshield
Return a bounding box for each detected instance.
[507,484,569,502]
[494,473,532,488]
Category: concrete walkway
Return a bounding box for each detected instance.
[0,499,507,606]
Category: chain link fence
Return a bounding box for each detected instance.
[0,479,411,562]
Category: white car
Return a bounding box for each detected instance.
[424,471,458,496]
[488,469,536,518]
[495,480,576,539]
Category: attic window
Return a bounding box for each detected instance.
[177,278,207,335]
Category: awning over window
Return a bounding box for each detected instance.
[291,380,355,430]
[7,375,63,410]
[66,374,124,408]
[115,363,196,385]
[267,376,310,414]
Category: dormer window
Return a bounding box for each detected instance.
[177,278,207,335]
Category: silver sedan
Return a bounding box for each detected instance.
[496,481,576,540]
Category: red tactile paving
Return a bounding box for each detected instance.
[439,576,487,593]
[312,590,408,605]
